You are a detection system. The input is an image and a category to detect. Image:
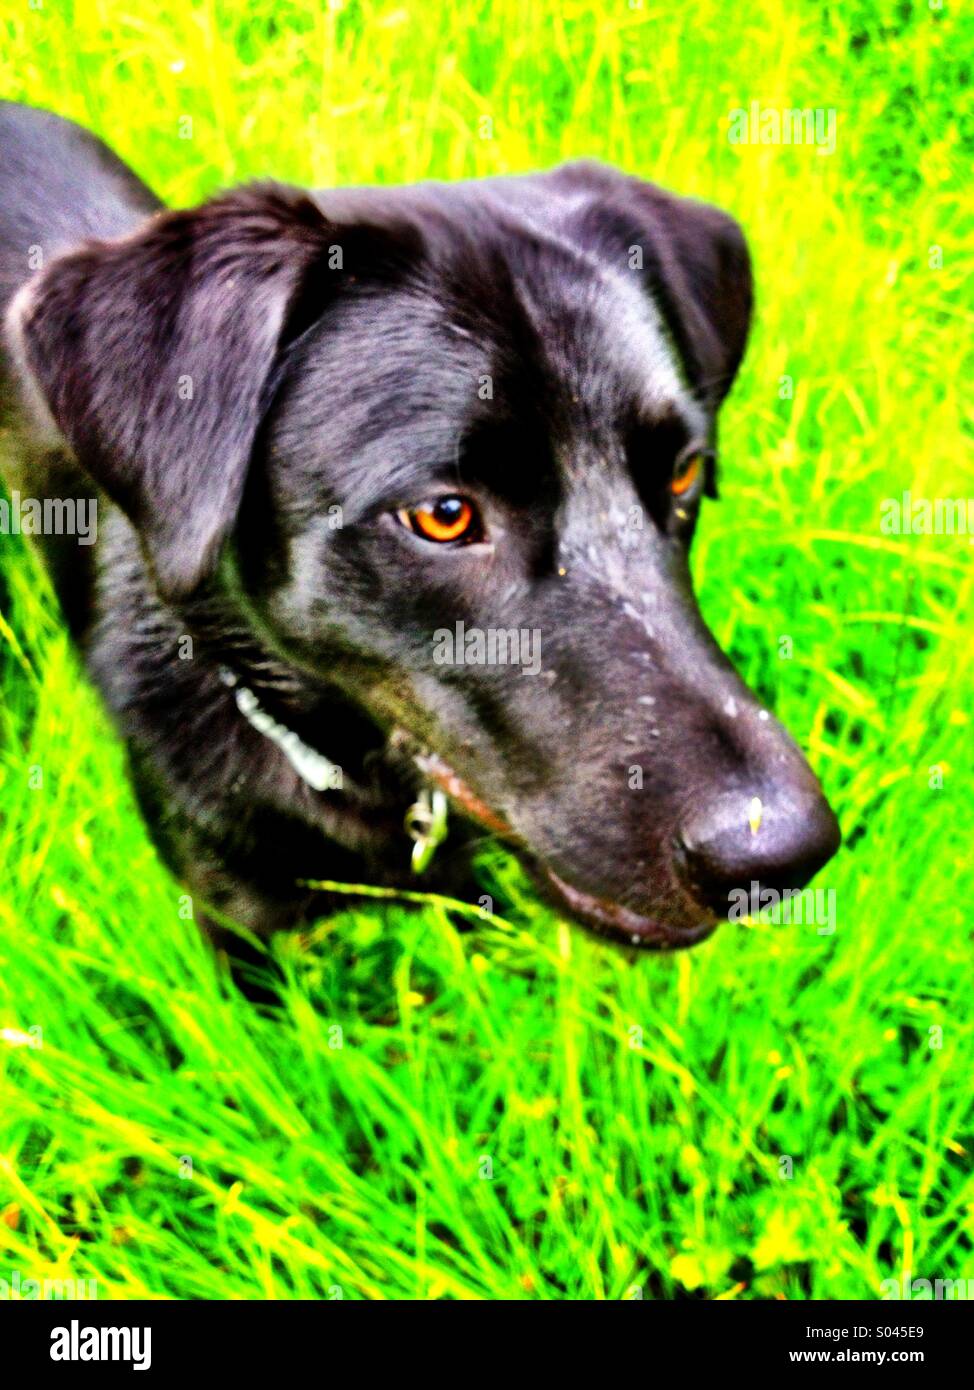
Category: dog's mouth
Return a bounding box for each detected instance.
[413,748,514,840]
[412,746,718,951]
[539,870,718,950]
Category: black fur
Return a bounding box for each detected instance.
[0,102,839,953]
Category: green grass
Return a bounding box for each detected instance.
[1,0,972,1300]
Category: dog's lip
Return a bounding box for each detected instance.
[542,869,717,951]
[413,748,517,839]
[410,742,718,951]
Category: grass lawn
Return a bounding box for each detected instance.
[0,0,971,1299]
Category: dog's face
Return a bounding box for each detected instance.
[11,161,840,947]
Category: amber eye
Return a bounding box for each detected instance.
[398,495,481,544]
[670,449,704,498]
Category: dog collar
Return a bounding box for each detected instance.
[218,665,342,792]
[218,665,448,874]
[404,787,450,873]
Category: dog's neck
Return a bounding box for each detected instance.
[219,652,451,874]
[191,598,452,874]
[202,618,395,795]
[217,664,342,792]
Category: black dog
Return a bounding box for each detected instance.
[0,102,839,952]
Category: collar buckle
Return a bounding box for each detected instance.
[405,789,449,874]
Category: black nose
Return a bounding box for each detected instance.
[680,789,841,916]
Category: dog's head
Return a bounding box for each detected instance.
[10,161,839,947]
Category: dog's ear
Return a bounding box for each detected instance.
[549,162,753,408]
[8,183,415,599]
[634,185,752,407]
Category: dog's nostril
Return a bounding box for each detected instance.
[680,790,841,916]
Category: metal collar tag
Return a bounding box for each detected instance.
[405,788,449,874]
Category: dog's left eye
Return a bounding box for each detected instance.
[397,495,483,544]
[670,448,705,498]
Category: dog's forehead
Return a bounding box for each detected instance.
[276,181,712,516]
[497,231,702,434]
[428,192,705,438]
[318,177,707,440]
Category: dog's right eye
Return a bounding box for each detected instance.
[397,495,483,544]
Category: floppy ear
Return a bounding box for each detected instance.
[548,161,753,408]
[630,182,753,407]
[7,183,410,599]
